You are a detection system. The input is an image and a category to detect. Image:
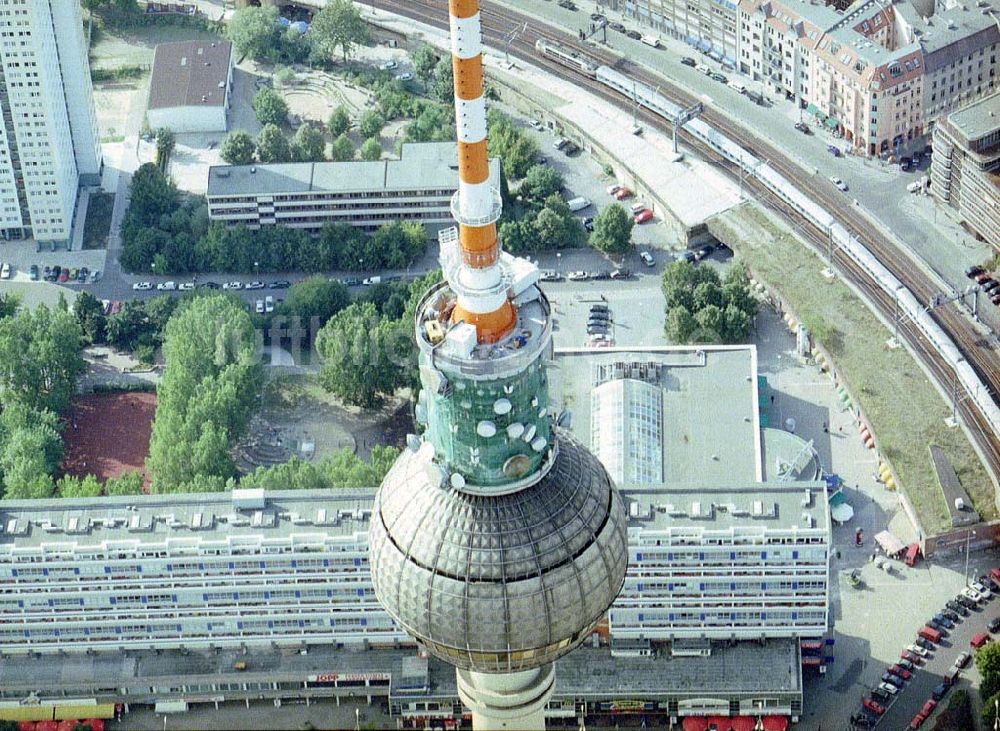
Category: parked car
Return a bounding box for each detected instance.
[530,119,543,129]
[553,137,569,150]
[827,144,841,157]
[269,280,291,289]
[583,217,595,232]
[591,271,611,281]
[255,299,265,314]
[77,267,88,283]
[614,187,633,200]
[881,671,905,688]
[877,682,899,695]
[395,72,413,82]
[862,698,885,716]
[971,632,990,648]
[590,304,610,313]
[889,663,912,680]
[901,650,921,665]
[109,300,122,315]
[975,271,994,284]
[695,244,715,260]
[957,594,978,609]
[992,293,1000,306]
[680,56,697,67]
[156,281,177,291]
[932,683,949,701]
[634,209,653,224]
[909,712,928,729]
[907,643,930,657]
[917,625,941,645]
[539,270,562,282]
[989,617,1000,633]
[42,265,51,280]
[626,29,642,40]
[947,600,970,616]
[69,268,78,281]
[900,156,913,171]
[200,281,220,289]
[58,270,69,283]
[567,270,589,281]
[562,141,581,155]
[639,251,655,267]
[362,276,382,286]
[710,72,728,84]
[966,265,986,278]
[265,296,275,313]
[942,608,960,622]
[696,63,712,75]
[132,281,152,291]
[964,586,988,603]
[829,176,849,192]
[871,686,891,702]
[246,281,265,290]
[608,21,625,32]
[90,269,101,283]
[898,658,916,672]
[28,264,38,281]
[794,121,812,135]
[178,282,195,291]
[932,614,954,630]
[340,277,362,287]
[222,281,242,290]
[0,263,11,280]
[955,651,971,668]
[379,60,398,70]
[610,268,631,279]
[971,580,992,597]
[927,618,948,633]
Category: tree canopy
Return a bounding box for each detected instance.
[519,164,564,203]
[256,123,291,163]
[227,6,280,61]
[278,277,351,329]
[221,129,256,165]
[487,110,540,180]
[241,447,399,490]
[309,0,370,63]
[360,137,382,161]
[291,124,327,163]
[358,110,385,140]
[412,43,440,84]
[328,106,351,137]
[589,203,634,255]
[661,260,757,344]
[253,87,289,127]
[329,133,355,162]
[146,296,264,491]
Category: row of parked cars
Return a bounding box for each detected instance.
[586,12,644,40]
[131,279,291,292]
[965,265,1000,307]
[38,265,99,284]
[587,302,612,347]
[859,570,1000,729]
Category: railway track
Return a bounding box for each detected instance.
[362,0,1000,481]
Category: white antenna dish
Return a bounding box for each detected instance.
[450,472,466,489]
[493,398,512,415]
[507,422,525,439]
[477,420,497,438]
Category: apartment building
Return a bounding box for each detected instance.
[931,91,1000,246]
[601,0,740,66]
[0,0,102,246]
[206,142,499,235]
[0,489,405,654]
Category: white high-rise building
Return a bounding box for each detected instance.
[0,0,102,246]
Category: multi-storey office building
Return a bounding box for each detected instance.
[206,142,499,235]
[0,0,102,246]
[931,91,1000,246]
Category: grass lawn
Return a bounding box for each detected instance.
[83,192,115,250]
[709,203,994,535]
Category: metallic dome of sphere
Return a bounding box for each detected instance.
[368,429,628,674]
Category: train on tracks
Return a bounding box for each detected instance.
[537,38,1000,443]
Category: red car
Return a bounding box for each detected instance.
[57,269,69,283]
[921,699,937,716]
[910,712,927,729]
[901,650,921,665]
[634,209,653,224]
[972,632,990,648]
[109,300,122,315]
[889,663,912,680]
[863,698,885,715]
[975,271,993,284]
[614,187,633,200]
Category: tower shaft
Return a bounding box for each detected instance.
[447,0,515,343]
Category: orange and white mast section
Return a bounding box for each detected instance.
[446,0,516,344]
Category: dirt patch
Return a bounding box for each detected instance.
[83,192,115,250]
[61,392,155,490]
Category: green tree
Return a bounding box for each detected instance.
[519,165,564,203]
[693,280,723,311]
[0,303,85,414]
[242,445,399,489]
[221,129,257,165]
[402,104,454,143]
[105,470,144,496]
[147,296,264,491]
[328,105,351,137]
[227,6,280,61]
[532,195,583,250]
[57,474,103,498]
[309,0,370,63]
[329,133,355,162]
[412,43,439,84]
[487,110,540,180]
[278,277,350,329]
[665,305,696,343]
[358,110,385,139]
[253,87,289,127]
[256,123,291,163]
[155,127,175,166]
[432,58,454,105]
[316,302,401,408]
[693,304,724,343]
[291,124,327,162]
[0,292,19,320]
[360,136,382,161]
[370,221,426,269]
[978,643,1000,700]
[589,203,634,255]
[74,291,107,344]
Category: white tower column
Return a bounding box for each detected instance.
[456,664,555,731]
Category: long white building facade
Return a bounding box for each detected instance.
[0,0,102,246]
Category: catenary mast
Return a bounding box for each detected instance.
[367,2,629,729]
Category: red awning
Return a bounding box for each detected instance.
[682,718,710,731]
[730,717,755,731]
[762,716,789,731]
[707,716,731,731]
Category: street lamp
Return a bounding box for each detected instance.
[556,251,562,271]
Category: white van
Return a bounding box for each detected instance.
[641,35,662,48]
[728,80,746,94]
[566,197,591,212]
[0,263,10,280]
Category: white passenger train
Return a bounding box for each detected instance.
[537,40,1000,440]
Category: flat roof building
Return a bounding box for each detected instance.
[147,40,233,133]
[206,142,500,235]
[931,91,1000,247]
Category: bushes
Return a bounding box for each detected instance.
[91,65,146,83]
[662,260,758,344]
